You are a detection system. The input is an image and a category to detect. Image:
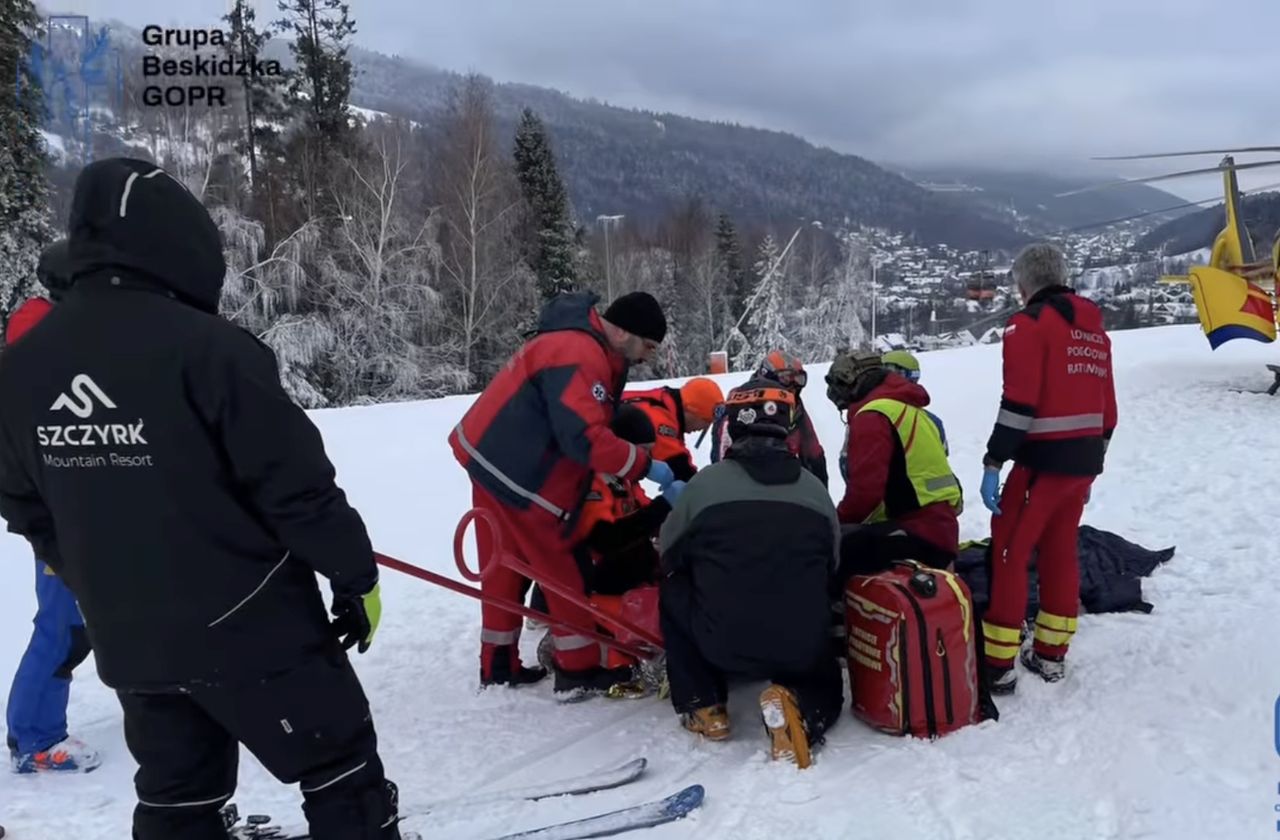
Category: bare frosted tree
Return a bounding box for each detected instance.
[118,47,241,202]
[322,121,466,402]
[432,74,532,386]
[215,203,334,406]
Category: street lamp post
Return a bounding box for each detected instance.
[869,256,888,351]
[597,214,625,303]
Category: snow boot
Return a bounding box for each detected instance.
[9,736,100,774]
[759,684,812,769]
[681,704,731,741]
[481,644,547,688]
[988,665,1017,696]
[552,665,635,703]
[1021,648,1065,683]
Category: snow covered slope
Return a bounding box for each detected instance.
[4,324,1280,839]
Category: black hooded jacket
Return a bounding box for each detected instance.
[0,158,377,690]
[658,434,840,674]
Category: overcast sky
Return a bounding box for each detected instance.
[51,0,1280,201]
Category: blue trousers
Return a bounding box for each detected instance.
[6,559,89,755]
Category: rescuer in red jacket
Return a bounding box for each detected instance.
[6,239,71,344]
[979,243,1118,694]
[449,290,674,698]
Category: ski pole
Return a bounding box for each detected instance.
[455,507,664,652]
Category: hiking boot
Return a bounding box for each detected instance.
[1021,648,1065,683]
[553,665,635,703]
[681,704,731,741]
[481,644,547,688]
[759,684,812,769]
[988,665,1017,696]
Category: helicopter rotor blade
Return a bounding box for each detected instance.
[1056,159,1280,197]
[1092,146,1280,161]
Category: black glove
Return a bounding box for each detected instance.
[331,582,382,654]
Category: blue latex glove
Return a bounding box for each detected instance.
[662,479,687,504]
[980,467,1003,515]
[647,459,675,489]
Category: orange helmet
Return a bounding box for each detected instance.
[756,350,807,392]
[680,378,724,426]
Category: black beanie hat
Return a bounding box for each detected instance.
[603,292,667,342]
[611,404,656,445]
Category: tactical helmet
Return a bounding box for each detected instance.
[825,349,886,411]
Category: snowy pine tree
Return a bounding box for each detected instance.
[736,234,788,369]
[276,0,355,142]
[0,0,53,341]
[513,108,576,300]
[224,0,291,234]
[275,0,357,220]
[715,213,748,328]
[812,231,871,353]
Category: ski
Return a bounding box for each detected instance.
[426,757,648,811]
[223,811,421,840]
[219,759,648,838]
[489,783,705,840]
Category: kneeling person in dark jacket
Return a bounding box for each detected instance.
[658,381,842,768]
[0,159,402,840]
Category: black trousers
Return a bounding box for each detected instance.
[660,597,843,744]
[837,522,954,584]
[119,648,400,840]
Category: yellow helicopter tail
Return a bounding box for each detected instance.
[1206,161,1257,272]
[1189,266,1275,348]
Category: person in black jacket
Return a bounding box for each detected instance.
[658,379,842,769]
[0,158,402,840]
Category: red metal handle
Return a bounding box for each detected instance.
[375,550,657,660]
[497,546,664,651]
[433,505,665,655]
[453,507,494,583]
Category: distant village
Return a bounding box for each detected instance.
[860,222,1199,353]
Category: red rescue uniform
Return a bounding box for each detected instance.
[981,285,1118,668]
[574,474,670,670]
[449,293,652,678]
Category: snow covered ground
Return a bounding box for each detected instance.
[4,324,1280,838]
